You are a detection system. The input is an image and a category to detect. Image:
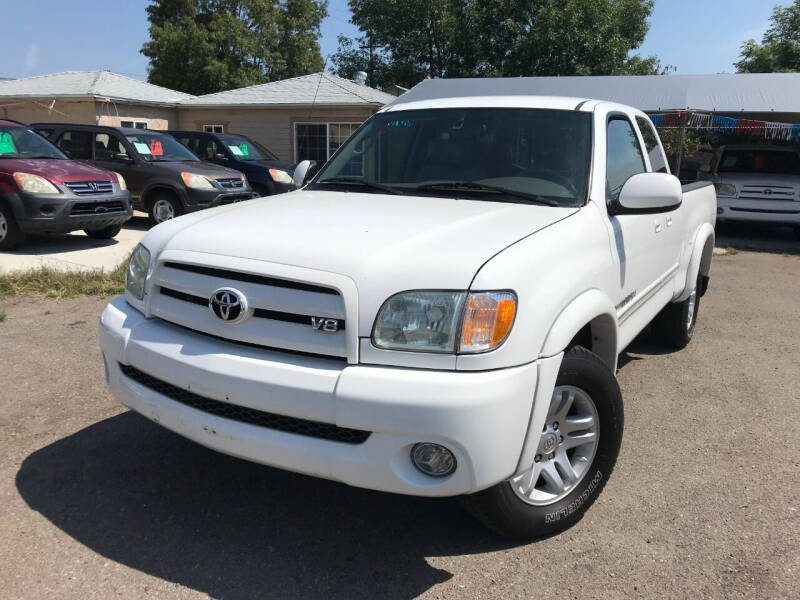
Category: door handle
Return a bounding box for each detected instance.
[654,222,663,233]
[666,217,673,227]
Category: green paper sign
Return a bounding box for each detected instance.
[0,132,17,155]
[239,143,249,156]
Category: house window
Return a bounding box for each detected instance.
[120,120,148,129]
[294,122,362,163]
[135,122,148,129]
[120,121,133,128]
[203,124,224,133]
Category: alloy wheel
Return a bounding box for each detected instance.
[510,385,600,506]
[152,199,175,223]
[0,211,7,243]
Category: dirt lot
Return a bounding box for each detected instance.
[0,250,798,599]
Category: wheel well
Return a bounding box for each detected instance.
[566,314,617,372]
[143,186,182,210]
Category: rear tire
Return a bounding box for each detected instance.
[148,194,183,225]
[84,224,122,240]
[0,202,24,250]
[462,346,623,539]
[652,275,700,350]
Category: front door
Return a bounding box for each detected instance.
[91,132,144,206]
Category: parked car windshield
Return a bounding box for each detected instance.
[718,149,800,175]
[310,108,592,206]
[126,133,199,162]
[0,126,68,160]
[217,134,278,161]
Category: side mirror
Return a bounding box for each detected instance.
[611,172,682,215]
[292,160,318,188]
[214,153,228,161]
[114,153,133,162]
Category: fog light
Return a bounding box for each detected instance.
[411,443,456,477]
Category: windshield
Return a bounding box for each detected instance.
[0,126,67,159]
[126,133,199,162]
[310,108,592,206]
[718,149,800,175]
[217,134,278,161]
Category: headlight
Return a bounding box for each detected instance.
[372,290,517,354]
[181,172,215,190]
[13,172,59,194]
[126,244,151,301]
[269,169,294,184]
[373,291,466,353]
[714,183,737,197]
[112,171,127,191]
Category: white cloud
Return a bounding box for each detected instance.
[23,43,39,72]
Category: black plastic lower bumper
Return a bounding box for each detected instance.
[5,190,133,234]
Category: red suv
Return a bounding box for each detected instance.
[0,120,132,250]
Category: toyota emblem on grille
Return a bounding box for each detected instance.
[763,189,772,195]
[209,288,248,323]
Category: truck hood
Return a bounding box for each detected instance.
[0,158,113,183]
[159,191,578,291]
[717,172,800,186]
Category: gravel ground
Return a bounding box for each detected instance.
[0,250,798,600]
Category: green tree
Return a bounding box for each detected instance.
[736,1,800,72]
[331,0,664,89]
[141,0,328,95]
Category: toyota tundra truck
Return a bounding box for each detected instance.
[99,91,716,538]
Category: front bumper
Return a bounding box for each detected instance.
[717,196,800,224]
[6,189,132,234]
[184,186,258,210]
[99,297,539,497]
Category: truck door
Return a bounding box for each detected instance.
[605,115,674,314]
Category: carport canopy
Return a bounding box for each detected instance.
[392,73,800,114]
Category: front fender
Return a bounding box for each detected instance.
[540,288,618,372]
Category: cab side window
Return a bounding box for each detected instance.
[606,117,646,202]
[636,116,668,173]
[197,135,220,161]
[56,130,93,160]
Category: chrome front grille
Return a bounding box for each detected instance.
[739,185,795,200]
[64,180,113,195]
[150,262,348,358]
[216,177,245,189]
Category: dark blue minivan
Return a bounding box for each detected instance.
[169,130,297,197]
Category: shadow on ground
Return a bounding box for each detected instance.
[16,412,515,599]
[715,221,799,255]
[617,326,674,370]
[6,217,149,257]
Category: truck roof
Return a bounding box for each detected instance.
[382,94,604,114]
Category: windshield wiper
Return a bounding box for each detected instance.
[316,177,403,195]
[415,181,561,206]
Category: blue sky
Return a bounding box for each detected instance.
[0,0,790,81]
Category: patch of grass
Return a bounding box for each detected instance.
[0,310,5,323]
[714,246,739,256]
[0,257,127,300]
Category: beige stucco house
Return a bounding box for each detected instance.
[0,70,396,162]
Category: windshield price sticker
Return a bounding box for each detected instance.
[0,132,17,154]
[134,142,151,155]
[239,143,249,156]
[228,145,243,156]
[150,140,164,156]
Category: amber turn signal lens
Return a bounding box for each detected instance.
[459,291,516,353]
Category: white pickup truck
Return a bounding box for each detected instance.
[99,92,716,538]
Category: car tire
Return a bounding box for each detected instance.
[84,224,122,240]
[794,225,800,241]
[652,275,701,350]
[0,201,25,250]
[462,346,623,539]
[148,194,183,225]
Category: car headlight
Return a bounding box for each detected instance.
[13,172,59,194]
[126,244,151,301]
[112,171,127,191]
[372,290,516,354]
[714,183,737,197]
[181,172,215,190]
[269,169,294,184]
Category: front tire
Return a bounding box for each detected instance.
[148,194,183,225]
[652,275,700,349]
[84,224,122,240]
[0,202,24,250]
[463,346,623,539]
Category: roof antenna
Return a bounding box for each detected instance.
[308,55,329,119]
